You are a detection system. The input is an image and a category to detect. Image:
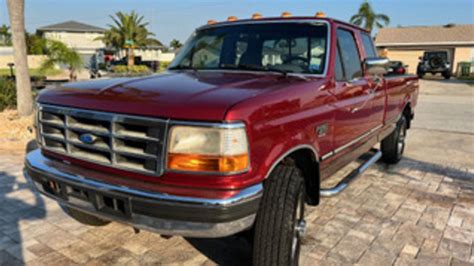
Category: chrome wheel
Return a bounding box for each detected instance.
[290,190,306,265]
[397,121,407,156]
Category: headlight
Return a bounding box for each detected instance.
[167,124,249,173]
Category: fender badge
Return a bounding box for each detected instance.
[316,123,328,137]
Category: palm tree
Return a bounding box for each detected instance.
[7,0,33,116]
[0,24,12,46]
[170,39,182,51]
[26,32,47,55]
[40,40,83,81]
[97,11,156,66]
[350,1,390,33]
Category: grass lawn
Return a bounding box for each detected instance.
[0,68,63,76]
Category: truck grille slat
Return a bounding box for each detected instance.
[38,104,168,176]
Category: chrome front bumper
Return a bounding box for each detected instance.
[24,149,262,238]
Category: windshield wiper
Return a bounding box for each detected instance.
[221,63,289,77]
[168,65,197,71]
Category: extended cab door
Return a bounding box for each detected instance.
[330,28,375,150]
[360,32,387,126]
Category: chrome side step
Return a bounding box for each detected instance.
[320,149,382,197]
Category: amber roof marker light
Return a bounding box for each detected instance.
[207,19,217,25]
[315,11,326,18]
[227,16,238,22]
[252,13,263,19]
[281,11,292,18]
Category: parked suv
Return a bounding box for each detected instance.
[417,51,451,79]
[25,14,419,265]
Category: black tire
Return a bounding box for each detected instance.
[253,165,306,266]
[381,116,407,164]
[443,72,451,80]
[62,205,111,226]
[416,70,424,79]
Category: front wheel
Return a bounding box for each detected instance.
[381,116,407,164]
[253,165,306,266]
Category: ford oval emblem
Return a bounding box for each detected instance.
[79,133,97,145]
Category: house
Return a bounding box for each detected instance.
[375,24,474,75]
[37,20,105,63]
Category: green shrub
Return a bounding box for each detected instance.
[0,78,17,111]
[129,65,150,73]
[111,65,151,77]
[112,65,129,73]
[158,61,171,72]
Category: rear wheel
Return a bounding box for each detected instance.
[253,165,306,266]
[62,206,111,226]
[381,116,407,164]
[417,70,425,79]
[443,71,451,79]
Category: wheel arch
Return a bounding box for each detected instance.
[264,145,321,206]
[403,102,413,129]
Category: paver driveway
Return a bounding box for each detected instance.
[0,79,473,265]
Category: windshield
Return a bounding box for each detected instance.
[169,22,328,75]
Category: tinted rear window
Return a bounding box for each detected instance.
[361,34,377,58]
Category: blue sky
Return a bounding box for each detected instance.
[1,0,473,46]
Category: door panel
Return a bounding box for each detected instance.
[331,28,375,150]
[367,76,386,126]
[332,79,374,149]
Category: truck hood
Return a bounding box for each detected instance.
[38,71,311,121]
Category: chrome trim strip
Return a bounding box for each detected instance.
[264,144,319,179]
[25,149,262,206]
[169,120,246,129]
[321,124,383,161]
[321,151,334,161]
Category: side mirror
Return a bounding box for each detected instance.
[364,57,389,76]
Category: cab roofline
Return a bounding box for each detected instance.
[197,16,369,33]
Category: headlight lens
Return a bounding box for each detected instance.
[167,125,249,173]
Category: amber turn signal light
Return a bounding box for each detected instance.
[168,153,249,173]
[315,11,326,18]
[227,16,238,22]
[252,13,263,19]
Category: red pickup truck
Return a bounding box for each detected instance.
[25,14,418,265]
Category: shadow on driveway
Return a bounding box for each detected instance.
[0,170,46,264]
[185,234,252,265]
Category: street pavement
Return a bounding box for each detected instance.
[0,79,473,265]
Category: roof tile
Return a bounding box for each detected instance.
[375,24,474,46]
[37,20,105,33]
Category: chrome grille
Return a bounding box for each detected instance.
[37,104,168,176]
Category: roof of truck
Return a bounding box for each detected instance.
[198,16,369,33]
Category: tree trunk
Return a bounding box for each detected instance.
[127,48,135,66]
[7,0,33,116]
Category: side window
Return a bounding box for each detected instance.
[336,29,362,80]
[334,46,345,81]
[361,33,377,58]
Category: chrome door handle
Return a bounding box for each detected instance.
[350,89,375,113]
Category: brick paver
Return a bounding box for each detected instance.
[0,151,473,265]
